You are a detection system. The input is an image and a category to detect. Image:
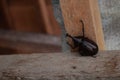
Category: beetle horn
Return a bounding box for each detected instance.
[80,20,85,39]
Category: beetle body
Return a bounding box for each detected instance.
[66,20,99,56]
[66,34,98,56]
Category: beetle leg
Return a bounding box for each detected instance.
[74,36,83,39]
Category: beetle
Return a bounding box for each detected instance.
[66,20,99,56]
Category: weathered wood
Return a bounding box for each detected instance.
[0,51,120,80]
[60,0,105,50]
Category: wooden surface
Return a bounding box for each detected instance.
[60,0,105,50]
[0,0,61,36]
[37,0,61,35]
[0,30,61,54]
[0,51,120,80]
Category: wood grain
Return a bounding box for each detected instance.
[60,0,105,50]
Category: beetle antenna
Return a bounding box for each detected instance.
[80,20,85,39]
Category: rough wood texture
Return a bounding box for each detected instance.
[0,51,120,80]
[60,0,105,50]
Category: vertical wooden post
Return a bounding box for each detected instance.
[60,0,105,50]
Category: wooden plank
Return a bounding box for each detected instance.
[0,30,61,54]
[60,0,105,50]
[0,51,120,80]
[0,39,61,54]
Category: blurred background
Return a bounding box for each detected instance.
[0,0,120,54]
[99,0,120,50]
[0,0,62,54]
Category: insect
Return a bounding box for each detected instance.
[66,20,99,56]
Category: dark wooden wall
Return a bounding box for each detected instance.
[0,0,61,36]
[0,4,9,29]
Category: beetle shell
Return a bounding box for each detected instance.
[78,37,98,56]
[66,34,99,56]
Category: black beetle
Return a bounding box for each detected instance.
[66,20,99,56]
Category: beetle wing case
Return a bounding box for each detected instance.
[79,38,99,56]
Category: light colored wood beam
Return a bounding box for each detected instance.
[60,0,105,50]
